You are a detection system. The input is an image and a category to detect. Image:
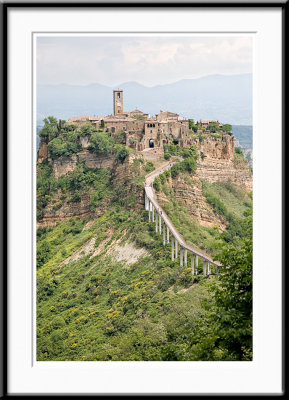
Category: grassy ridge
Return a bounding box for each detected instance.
[37,151,252,361]
[37,209,212,361]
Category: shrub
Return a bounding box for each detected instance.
[164,152,171,160]
[144,161,155,173]
[183,157,197,174]
[153,177,161,191]
[159,173,166,184]
[88,132,113,154]
[116,146,130,163]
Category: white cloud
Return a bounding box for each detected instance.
[37,35,252,86]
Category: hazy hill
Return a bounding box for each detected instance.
[37,74,252,126]
[231,125,252,149]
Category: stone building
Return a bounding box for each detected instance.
[69,89,189,151]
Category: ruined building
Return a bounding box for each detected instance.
[69,89,189,151]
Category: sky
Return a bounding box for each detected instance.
[37,35,252,87]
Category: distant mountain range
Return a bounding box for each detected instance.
[231,125,252,149]
[37,74,252,126]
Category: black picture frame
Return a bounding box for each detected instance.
[1,1,287,397]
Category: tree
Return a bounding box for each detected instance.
[183,157,197,174]
[116,146,130,163]
[222,124,232,133]
[101,120,105,129]
[180,210,253,361]
[212,209,252,360]
[235,147,243,155]
[188,119,195,130]
[79,122,94,137]
[153,177,161,191]
[38,116,58,142]
[208,122,219,133]
[88,132,113,154]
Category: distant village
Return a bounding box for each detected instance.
[69,89,228,151]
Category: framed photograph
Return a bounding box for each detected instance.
[3,1,286,396]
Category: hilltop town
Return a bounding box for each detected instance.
[68,88,231,152]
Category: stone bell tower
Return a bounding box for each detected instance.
[113,89,123,116]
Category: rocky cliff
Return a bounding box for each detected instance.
[156,134,252,229]
[194,134,252,191]
[157,175,226,229]
[37,149,145,227]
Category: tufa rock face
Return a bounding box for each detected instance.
[51,151,115,179]
[197,134,235,161]
[196,159,252,192]
[37,189,104,228]
[157,175,226,229]
[37,142,48,163]
[111,153,145,207]
[191,134,252,192]
[37,152,145,227]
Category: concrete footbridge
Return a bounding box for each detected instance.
[144,159,222,276]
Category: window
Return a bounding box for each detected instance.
[117,92,120,98]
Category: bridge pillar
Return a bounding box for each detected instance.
[163,221,166,245]
[191,252,195,275]
[152,205,155,222]
[155,212,158,232]
[167,226,169,244]
[175,240,178,259]
[148,201,151,222]
[145,193,148,210]
[171,237,174,261]
[180,247,183,266]
[216,265,219,274]
[159,214,162,234]
[208,263,211,275]
[195,255,198,275]
[203,259,207,276]
[184,249,187,267]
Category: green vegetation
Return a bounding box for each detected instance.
[88,132,114,154]
[37,201,252,361]
[188,118,197,132]
[39,117,131,164]
[234,147,247,166]
[221,123,232,133]
[37,116,252,362]
[210,133,222,139]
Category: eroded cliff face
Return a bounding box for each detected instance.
[52,151,115,179]
[194,134,252,192]
[157,175,226,230]
[156,134,252,229]
[111,153,146,207]
[197,134,234,160]
[37,151,145,228]
[37,190,103,228]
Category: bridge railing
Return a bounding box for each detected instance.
[143,161,222,272]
